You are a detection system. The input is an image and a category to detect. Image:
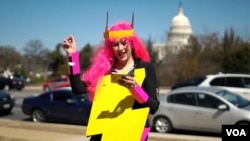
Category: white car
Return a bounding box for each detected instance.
[171,73,250,100]
[149,86,250,134]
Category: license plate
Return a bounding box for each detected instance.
[3,104,10,109]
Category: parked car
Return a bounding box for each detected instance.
[21,87,92,125]
[51,80,71,91]
[42,75,70,91]
[148,86,250,134]
[9,76,25,91]
[0,76,25,91]
[171,73,250,100]
[0,90,15,114]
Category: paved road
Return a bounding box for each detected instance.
[0,119,221,141]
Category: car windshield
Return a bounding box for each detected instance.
[216,90,250,107]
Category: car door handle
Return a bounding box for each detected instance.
[195,111,201,115]
[168,107,174,111]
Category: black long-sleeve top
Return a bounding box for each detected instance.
[68,58,159,115]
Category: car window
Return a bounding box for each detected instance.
[168,93,196,106]
[210,77,226,86]
[39,92,50,100]
[243,77,250,88]
[197,93,223,109]
[53,91,72,102]
[211,76,250,89]
[216,90,250,107]
[225,77,244,87]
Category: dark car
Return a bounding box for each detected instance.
[9,77,25,91]
[21,87,92,125]
[0,76,25,91]
[0,76,9,90]
[0,90,15,114]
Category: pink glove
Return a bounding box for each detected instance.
[130,84,149,104]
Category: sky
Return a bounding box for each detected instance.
[1,0,250,53]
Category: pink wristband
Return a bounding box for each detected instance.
[68,51,80,75]
[130,84,149,104]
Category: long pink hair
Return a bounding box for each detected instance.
[81,21,150,100]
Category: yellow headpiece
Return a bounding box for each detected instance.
[103,12,134,39]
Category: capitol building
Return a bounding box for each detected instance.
[154,4,193,60]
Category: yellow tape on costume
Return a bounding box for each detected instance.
[86,68,149,141]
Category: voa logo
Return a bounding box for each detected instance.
[222,125,249,141]
[226,129,246,136]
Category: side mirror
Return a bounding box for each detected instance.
[218,104,228,110]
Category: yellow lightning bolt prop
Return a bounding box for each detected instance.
[86,68,149,141]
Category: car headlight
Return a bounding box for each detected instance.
[10,95,14,99]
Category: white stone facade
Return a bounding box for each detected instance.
[154,4,193,60]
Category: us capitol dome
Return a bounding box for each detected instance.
[154,3,193,60]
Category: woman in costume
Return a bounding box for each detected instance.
[63,14,159,141]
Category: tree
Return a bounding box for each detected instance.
[47,43,67,77]
[173,49,199,82]
[0,46,22,74]
[145,37,162,68]
[220,28,250,73]
[23,40,45,57]
[221,43,250,73]
[223,28,241,51]
[186,35,201,55]
[79,43,93,72]
[171,35,200,81]
[196,33,222,75]
[23,40,48,72]
[198,32,221,51]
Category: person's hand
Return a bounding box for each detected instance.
[119,75,136,89]
[63,35,77,55]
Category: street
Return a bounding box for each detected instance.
[0,86,221,139]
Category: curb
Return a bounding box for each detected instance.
[24,85,170,94]
[0,119,220,141]
[24,85,42,90]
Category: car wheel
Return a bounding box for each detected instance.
[236,121,250,125]
[153,116,173,133]
[32,109,47,123]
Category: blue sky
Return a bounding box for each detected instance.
[1,0,250,53]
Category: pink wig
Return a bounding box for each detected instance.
[81,21,150,100]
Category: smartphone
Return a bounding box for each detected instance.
[111,73,125,83]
